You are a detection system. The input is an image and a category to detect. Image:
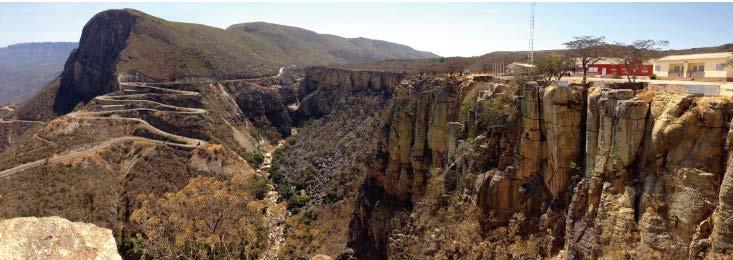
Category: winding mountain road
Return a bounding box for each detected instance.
[0,67,286,178]
[0,136,164,178]
[0,118,44,124]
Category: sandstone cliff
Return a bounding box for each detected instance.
[296,67,403,119]
[566,92,733,258]
[328,72,733,258]
[0,216,121,259]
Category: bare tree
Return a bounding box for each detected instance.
[563,36,607,85]
[533,52,576,82]
[613,40,669,82]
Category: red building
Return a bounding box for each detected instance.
[587,59,653,77]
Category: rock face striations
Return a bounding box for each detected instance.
[300,70,733,258]
[564,92,733,258]
[53,9,141,115]
[296,67,403,119]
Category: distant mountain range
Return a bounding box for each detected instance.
[0,42,76,104]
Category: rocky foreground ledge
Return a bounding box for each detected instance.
[0,216,120,259]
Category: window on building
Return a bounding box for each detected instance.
[717,64,726,71]
[690,64,705,72]
[671,65,683,73]
[655,65,661,71]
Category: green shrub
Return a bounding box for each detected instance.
[245,151,265,168]
[475,97,518,133]
[650,73,658,80]
[324,192,341,204]
[251,174,270,200]
[287,193,311,211]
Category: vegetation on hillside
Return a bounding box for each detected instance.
[229,22,438,64]
[268,97,383,258]
[387,174,552,259]
[113,9,438,81]
[130,175,269,259]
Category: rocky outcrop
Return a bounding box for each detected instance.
[340,74,733,258]
[713,136,733,253]
[371,76,463,202]
[230,83,293,136]
[566,92,733,259]
[53,9,141,114]
[0,216,121,259]
[296,67,404,119]
[478,83,586,224]
[541,84,586,199]
[565,89,649,258]
[347,75,464,258]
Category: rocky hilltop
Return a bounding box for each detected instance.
[0,216,121,259]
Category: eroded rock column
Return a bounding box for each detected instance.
[541,84,585,199]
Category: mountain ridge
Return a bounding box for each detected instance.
[227,21,439,64]
[13,8,438,120]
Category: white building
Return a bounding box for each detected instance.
[653,52,733,82]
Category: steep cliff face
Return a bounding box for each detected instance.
[53,9,141,114]
[334,72,733,258]
[259,67,406,258]
[476,83,587,224]
[348,75,449,258]
[296,67,403,120]
[224,72,303,138]
[567,93,733,259]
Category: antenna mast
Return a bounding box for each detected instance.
[529,2,535,63]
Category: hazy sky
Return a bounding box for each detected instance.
[1,2,732,57]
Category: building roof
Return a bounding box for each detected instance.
[575,58,652,66]
[657,52,733,61]
[592,58,624,65]
[507,62,534,68]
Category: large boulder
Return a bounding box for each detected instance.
[0,216,121,259]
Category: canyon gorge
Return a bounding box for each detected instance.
[2,8,733,260]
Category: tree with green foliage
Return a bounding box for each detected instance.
[563,36,607,84]
[245,151,265,168]
[532,52,576,82]
[612,40,669,82]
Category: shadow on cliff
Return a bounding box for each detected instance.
[52,9,141,115]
